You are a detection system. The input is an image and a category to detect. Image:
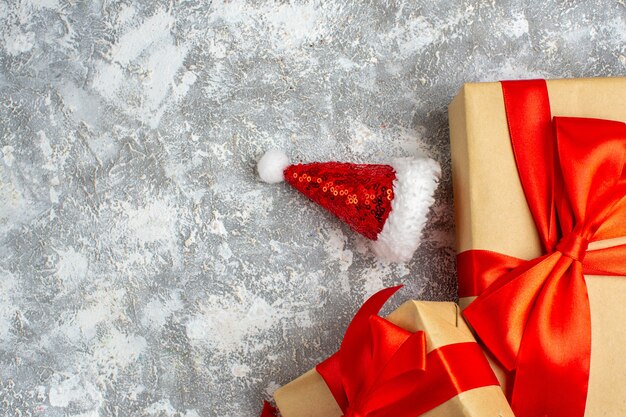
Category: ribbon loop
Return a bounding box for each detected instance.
[556,232,589,262]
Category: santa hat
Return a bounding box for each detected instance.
[257,149,441,263]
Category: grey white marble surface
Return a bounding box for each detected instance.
[0,1,624,416]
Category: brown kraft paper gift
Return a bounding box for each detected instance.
[273,300,513,417]
[449,77,626,416]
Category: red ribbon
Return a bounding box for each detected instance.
[460,79,626,417]
[259,286,500,417]
[315,286,499,417]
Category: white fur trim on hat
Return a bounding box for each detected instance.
[257,149,290,183]
[370,157,441,263]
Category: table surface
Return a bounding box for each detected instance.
[0,1,624,416]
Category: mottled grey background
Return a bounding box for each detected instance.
[0,0,624,416]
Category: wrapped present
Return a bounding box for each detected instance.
[449,78,626,417]
[269,287,513,417]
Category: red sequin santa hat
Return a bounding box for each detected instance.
[257,150,440,262]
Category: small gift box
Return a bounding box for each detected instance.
[271,287,513,417]
[449,78,626,416]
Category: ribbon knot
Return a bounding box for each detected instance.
[556,232,589,262]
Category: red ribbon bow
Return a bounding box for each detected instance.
[316,286,498,417]
[260,286,500,417]
[460,79,626,417]
[317,286,428,417]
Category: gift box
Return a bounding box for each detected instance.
[449,78,626,416]
[272,287,513,417]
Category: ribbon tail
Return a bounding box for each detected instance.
[511,261,591,417]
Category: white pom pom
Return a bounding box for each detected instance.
[257,149,290,183]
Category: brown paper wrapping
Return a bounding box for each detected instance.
[448,77,626,416]
[273,301,513,417]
